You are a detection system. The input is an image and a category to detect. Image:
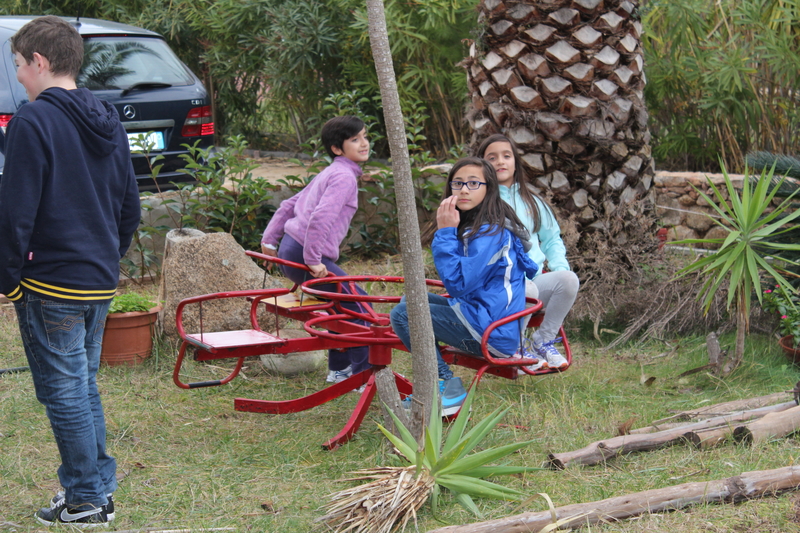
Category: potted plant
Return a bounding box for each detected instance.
[762,286,800,363]
[101,293,161,366]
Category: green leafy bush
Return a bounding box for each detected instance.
[644,0,800,171]
[109,293,158,314]
[176,136,276,251]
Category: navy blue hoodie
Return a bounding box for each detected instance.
[0,87,140,303]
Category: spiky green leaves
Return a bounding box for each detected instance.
[674,163,800,321]
[377,383,541,518]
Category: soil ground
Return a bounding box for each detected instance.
[248,155,310,185]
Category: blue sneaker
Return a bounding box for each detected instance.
[441,377,467,417]
[402,379,464,416]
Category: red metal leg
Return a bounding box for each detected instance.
[234,370,370,414]
[394,371,413,398]
[322,370,378,450]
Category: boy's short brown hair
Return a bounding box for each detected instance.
[11,16,83,79]
[321,116,365,159]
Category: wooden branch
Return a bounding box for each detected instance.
[545,41,580,65]
[510,86,545,110]
[549,401,798,468]
[428,466,800,533]
[648,392,792,425]
[733,404,800,445]
[523,24,556,45]
[548,7,579,27]
[629,401,797,435]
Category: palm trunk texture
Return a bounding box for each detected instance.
[465,0,655,239]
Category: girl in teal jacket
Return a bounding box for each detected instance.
[477,134,580,370]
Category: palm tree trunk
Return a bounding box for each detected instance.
[722,294,747,377]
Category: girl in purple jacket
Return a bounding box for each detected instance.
[261,116,370,382]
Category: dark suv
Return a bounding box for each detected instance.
[0,16,214,192]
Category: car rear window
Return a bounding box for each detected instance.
[78,36,195,90]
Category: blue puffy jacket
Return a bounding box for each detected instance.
[433,225,538,357]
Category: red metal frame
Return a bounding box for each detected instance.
[173,255,571,449]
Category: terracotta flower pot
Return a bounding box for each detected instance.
[101,305,162,366]
[778,335,800,365]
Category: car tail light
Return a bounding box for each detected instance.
[181,106,214,137]
[0,114,12,132]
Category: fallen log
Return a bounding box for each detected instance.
[548,401,798,469]
[646,391,792,426]
[682,426,731,450]
[427,466,800,533]
[685,403,800,449]
[733,404,800,445]
[629,400,797,435]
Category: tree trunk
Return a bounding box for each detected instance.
[427,466,800,533]
[466,0,655,250]
[366,0,437,440]
[721,297,747,377]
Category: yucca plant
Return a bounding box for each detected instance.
[317,386,541,532]
[674,163,800,376]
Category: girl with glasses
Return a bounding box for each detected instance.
[390,157,539,415]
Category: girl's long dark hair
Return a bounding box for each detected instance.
[476,133,552,234]
[422,157,528,244]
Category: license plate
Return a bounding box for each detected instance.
[127,131,165,151]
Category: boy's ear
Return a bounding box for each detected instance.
[330,145,343,156]
[31,52,50,73]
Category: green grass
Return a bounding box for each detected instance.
[1,291,800,532]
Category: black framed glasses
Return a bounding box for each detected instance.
[450,180,487,190]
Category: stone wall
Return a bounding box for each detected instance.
[654,170,744,244]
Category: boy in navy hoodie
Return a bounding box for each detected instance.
[0,16,140,527]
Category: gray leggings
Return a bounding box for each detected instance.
[525,270,580,342]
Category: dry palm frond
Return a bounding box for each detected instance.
[316,466,435,533]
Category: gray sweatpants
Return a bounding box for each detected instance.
[525,270,580,343]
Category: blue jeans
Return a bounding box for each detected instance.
[14,293,116,509]
[390,293,481,380]
[278,235,371,374]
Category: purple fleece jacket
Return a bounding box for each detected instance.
[261,156,361,265]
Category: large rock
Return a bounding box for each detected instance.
[684,208,715,232]
[260,328,326,376]
[159,230,281,338]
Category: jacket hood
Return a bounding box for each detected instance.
[512,233,539,279]
[504,217,533,253]
[36,87,120,157]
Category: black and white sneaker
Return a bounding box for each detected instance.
[50,491,115,521]
[36,501,108,527]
